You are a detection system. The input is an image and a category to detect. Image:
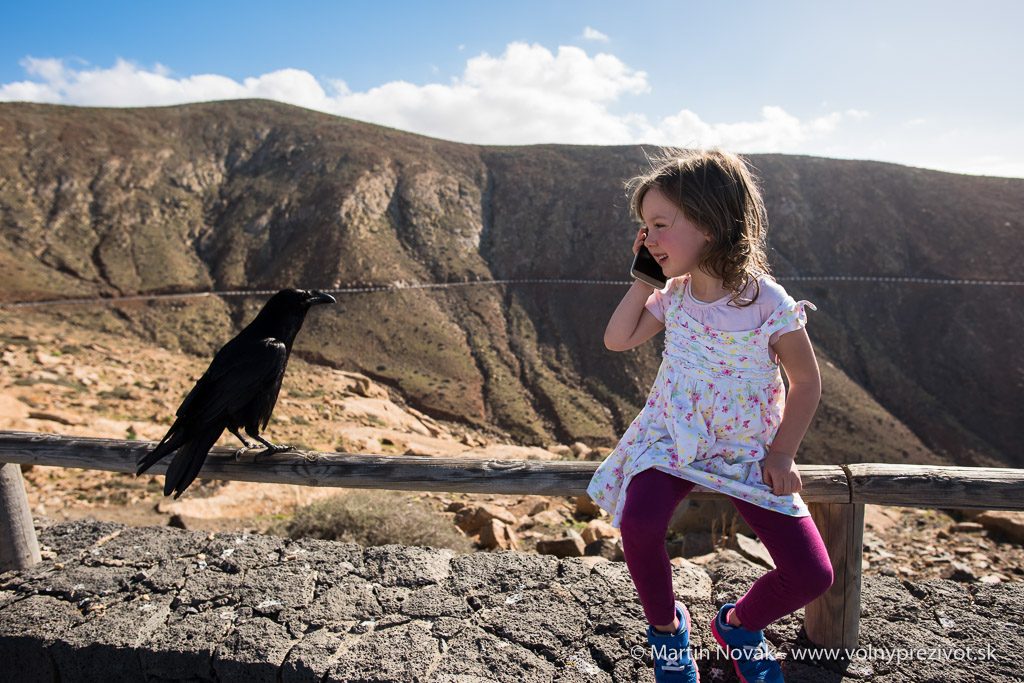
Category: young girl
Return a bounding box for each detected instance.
[587,149,834,683]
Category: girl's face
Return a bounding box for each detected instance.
[639,188,711,279]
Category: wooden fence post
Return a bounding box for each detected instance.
[803,501,864,651]
[0,462,41,571]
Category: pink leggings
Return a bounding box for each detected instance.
[621,467,834,631]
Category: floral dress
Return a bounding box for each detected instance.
[587,274,815,527]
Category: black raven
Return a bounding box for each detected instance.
[136,288,335,498]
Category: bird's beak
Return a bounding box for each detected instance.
[307,290,336,306]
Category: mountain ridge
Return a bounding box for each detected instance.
[1,99,1021,468]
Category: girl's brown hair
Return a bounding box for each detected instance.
[626,147,772,306]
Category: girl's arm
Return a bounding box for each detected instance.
[604,228,666,351]
[604,281,665,351]
[762,327,822,494]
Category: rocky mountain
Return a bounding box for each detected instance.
[1,100,1021,468]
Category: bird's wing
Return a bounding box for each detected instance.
[176,337,289,428]
[136,338,287,476]
[255,366,286,433]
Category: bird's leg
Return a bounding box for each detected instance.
[230,427,258,460]
[252,433,292,456]
[230,427,258,449]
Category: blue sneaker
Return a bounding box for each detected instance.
[645,601,700,682]
[710,603,783,683]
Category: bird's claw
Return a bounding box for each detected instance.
[251,444,292,462]
[233,446,250,461]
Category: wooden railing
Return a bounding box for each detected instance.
[2,430,1023,651]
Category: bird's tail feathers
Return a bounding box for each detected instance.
[136,420,188,476]
[163,426,223,498]
[134,417,193,475]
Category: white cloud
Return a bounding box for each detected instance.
[0,56,337,109]
[630,106,870,153]
[24,56,70,82]
[582,27,610,42]
[0,45,860,153]
[958,155,1024,178]
[8,48,1008,176]
[462,43,647,102]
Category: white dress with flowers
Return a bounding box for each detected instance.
[587,274,815,528]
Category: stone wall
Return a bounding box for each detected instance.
[1,520,1021,682]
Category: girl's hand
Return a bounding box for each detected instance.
[761,450,803,495]
[632,227,648,255]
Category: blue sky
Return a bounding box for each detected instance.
[2,1,1022,177]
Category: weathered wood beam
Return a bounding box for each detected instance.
[846,463,1024,510]
[804,501,865,651]
[0,431,849,499]
[0,463,41,571]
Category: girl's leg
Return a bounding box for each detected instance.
[619,468,696,627]
[728,498,835,631]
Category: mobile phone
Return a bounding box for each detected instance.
[630,244,667,289]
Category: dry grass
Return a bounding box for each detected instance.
[273,489,474,553]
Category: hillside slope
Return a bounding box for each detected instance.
[1,100,1021,466]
